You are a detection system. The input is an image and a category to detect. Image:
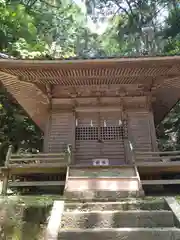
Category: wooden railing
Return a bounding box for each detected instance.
[135,150,180,163]
[134,150,180,186]
[1,144,72,195]
[125,142,180,187]
[126,140,144,192]
[5,144,72,167]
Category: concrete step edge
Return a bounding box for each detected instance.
[59,227,180,233]
[68,177,138,179]
[65,199,165,205]
[63,210,171,214]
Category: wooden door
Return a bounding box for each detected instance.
[75,112,100,165]
[99,112,126,165]
[75,111,127,165]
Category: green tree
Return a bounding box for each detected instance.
[0,88,43,165]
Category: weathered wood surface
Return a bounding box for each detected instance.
[1,145,71,194]
[11,153,66,157]
[137,155,180,160]
[9,181,65,187]
[46,111,74,153]
[1,145,13,195]
[1,57,180,131]
[128,112,153,154]
[142,179,180,185]
[135,150,180,163]
[136,150,180,155]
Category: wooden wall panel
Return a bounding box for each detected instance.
[128,111,153,154]
[46,110,74,152]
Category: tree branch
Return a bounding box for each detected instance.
[125,0,136,19]
[113,0,133,18]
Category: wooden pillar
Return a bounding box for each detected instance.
[2,145,13,195]
[149,111,158,151]
[71,106,76,164]
[43,112,51,152]
[44,84,52,153]
[122,103,131,165]
[2,169,9,195]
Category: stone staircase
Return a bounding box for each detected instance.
[58,199,180,240]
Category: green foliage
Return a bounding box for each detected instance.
[157,103,180,151]
[1,0,180,160]
[0,88,42,165]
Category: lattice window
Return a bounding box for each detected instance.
[76,127,98,140]
[100,126,123,140]
[75,120,128,141]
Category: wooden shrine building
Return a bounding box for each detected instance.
[1,56,180,197]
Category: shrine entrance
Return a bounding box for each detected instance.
[75,111,128,166]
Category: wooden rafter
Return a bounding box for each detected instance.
[0,57,180,126]
[0,71,49,131]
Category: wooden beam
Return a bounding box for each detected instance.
[9,181,65,187]
[1,145,13,195]
[75,106,122,112]
[136,150,180,155]
[8,163,67,169]
[9,158,66,162]
[142,179,180,185]
[70,165,134,169]
[11,153,66,157]
[0,56,180,67]
[137,155,180,160]
[137,161,180,167]
[52,96,147,104]
[68,176,138,179]
[9,166,66,175]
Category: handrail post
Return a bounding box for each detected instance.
[129,140,135,164]
[5,145,13,166]
[128,141,144,195]
[2,145,13,195]
[66,144,72,165]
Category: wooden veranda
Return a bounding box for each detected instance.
[2,143,180,195]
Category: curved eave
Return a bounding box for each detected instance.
[152,77,180,125]
[0,71,49,131]
[0,56,180,126]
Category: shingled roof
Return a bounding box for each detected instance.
[0,56,180,131]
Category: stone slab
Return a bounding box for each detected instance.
[45,201,64,240]
[69,167,136,177]
[64,199,167,211]
[61,210,174,229]
[58,228,180,240]
[64,190,143,200]
[165,197,180,228]
[65,177,139,191]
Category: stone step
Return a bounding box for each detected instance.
[64,176,143,199]
[61,210,174,229]
[69,166,136,177]
[64,199,166,211]
[58,228,180,240]
[64,190,142,200]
